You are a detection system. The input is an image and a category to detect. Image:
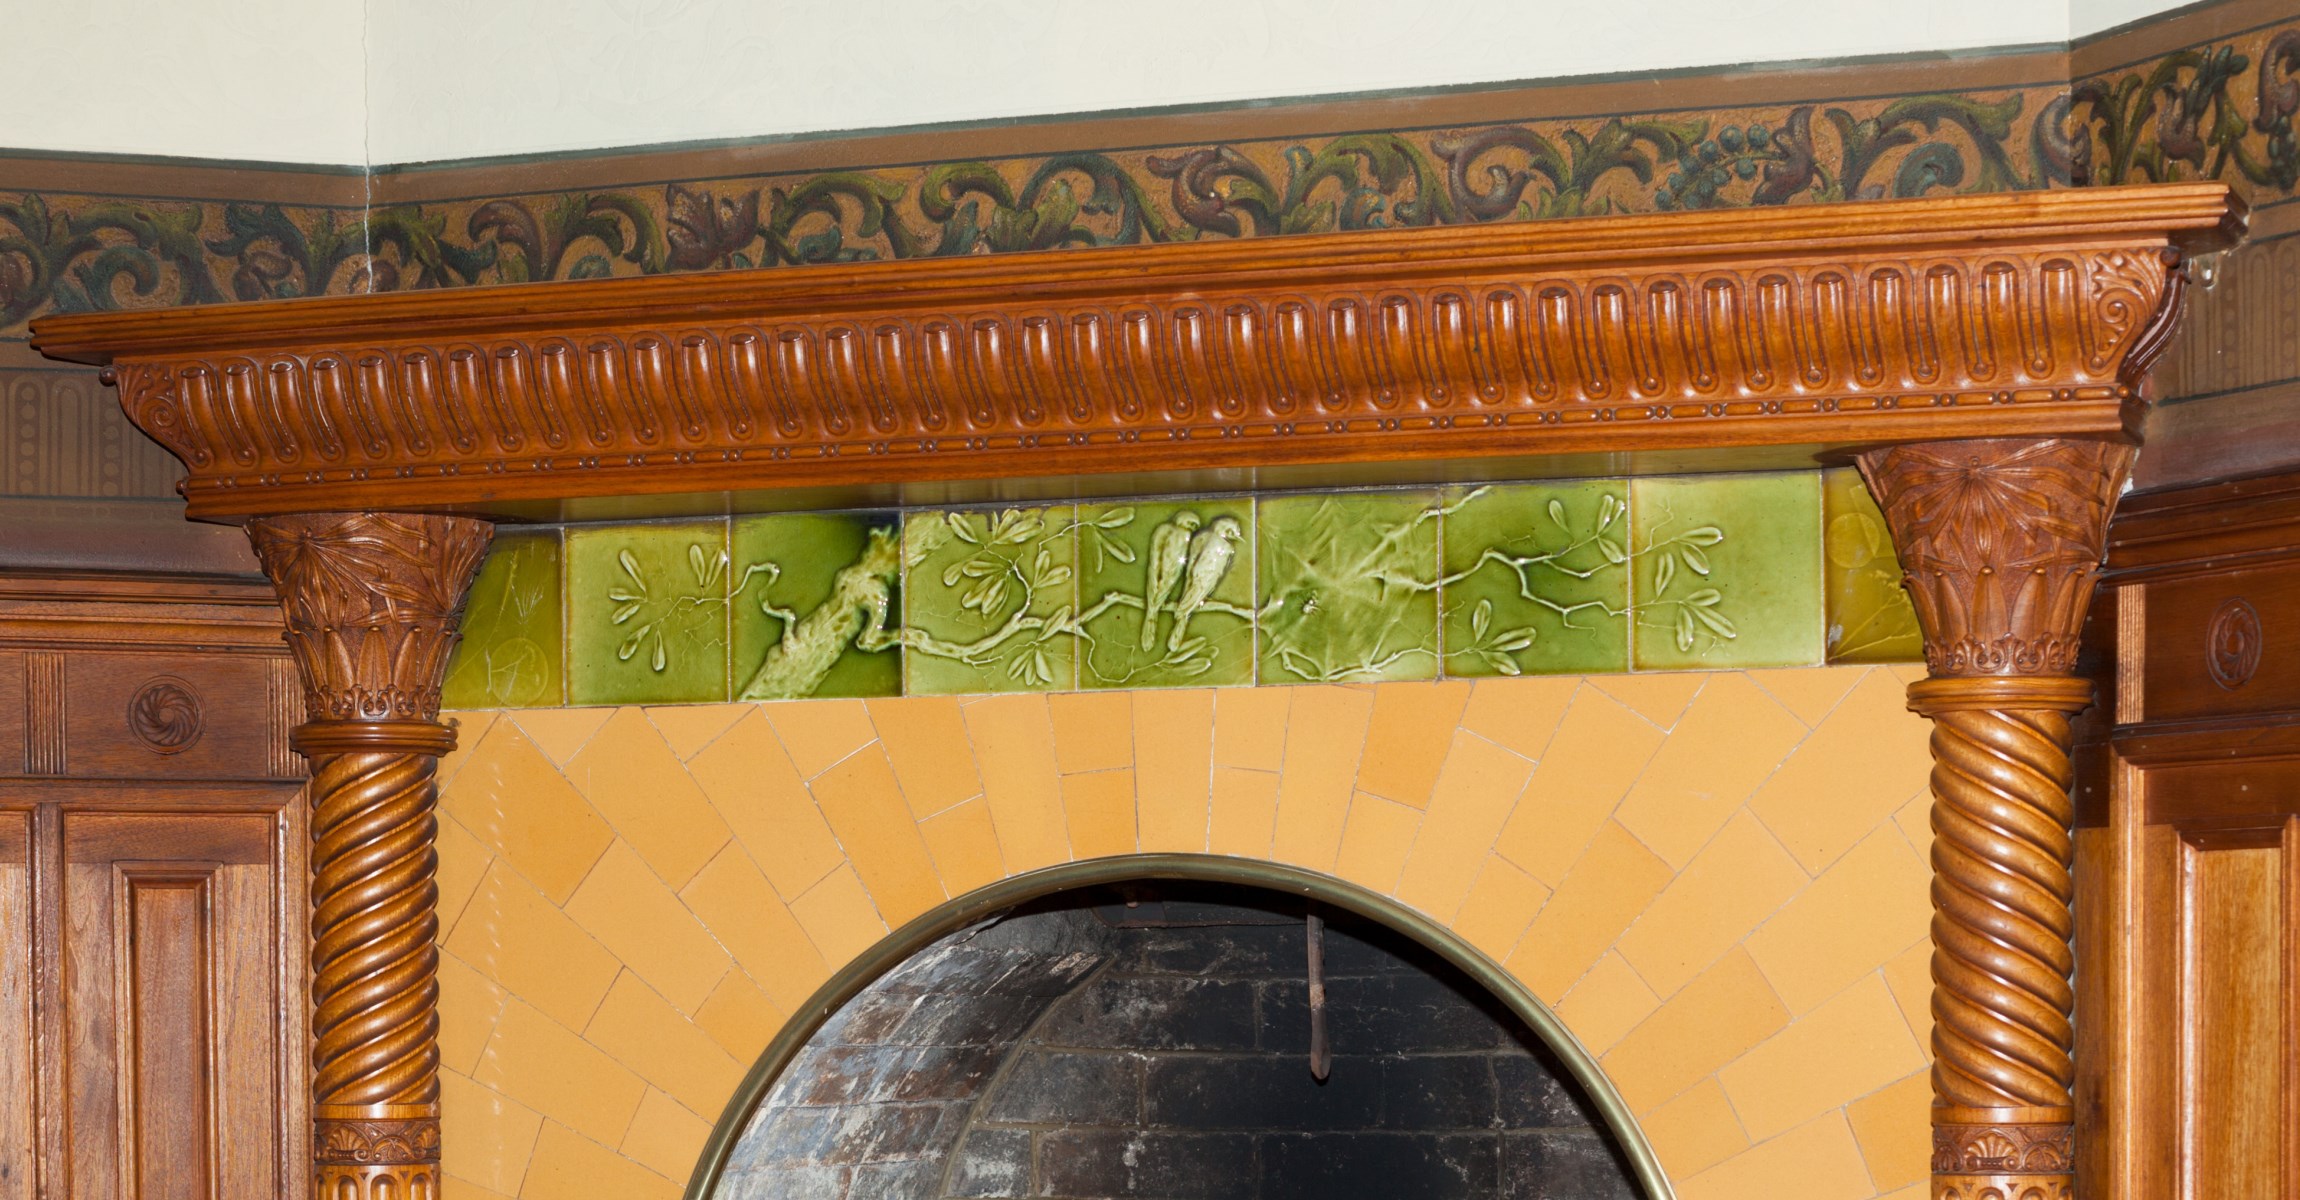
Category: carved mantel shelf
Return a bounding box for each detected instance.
[30,185,2242,523]
[27,183,2247,1200]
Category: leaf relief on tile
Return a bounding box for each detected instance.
[900,507,1081,693]
[1439,483,1631,677]
[443,534,562,708]
[1632,497,1739,657]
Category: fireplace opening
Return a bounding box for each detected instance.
[707,881,1643,1199]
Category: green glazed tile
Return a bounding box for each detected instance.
[731,512,903,701]
[1257,491,1441,684]
[1075,500,1255,690]
[903,506,1077,694]
[1822,468,1924,664]
[1440,481,1631,677]
[566,521,733,705]
[442,533,564,709]
[1630,473,1823,671]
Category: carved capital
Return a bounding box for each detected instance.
[1856,438,2134,677]
[246,512,493,723]
[316,1115,442,1166]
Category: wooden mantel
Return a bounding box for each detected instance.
[28,183,2247,1200]
[31,185,2243,523]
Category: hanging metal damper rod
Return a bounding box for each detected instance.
[1307,911,1330,1082]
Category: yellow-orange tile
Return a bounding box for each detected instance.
[1717,975,1926,1141]
[1615,812,1808,998]
[1747,669,1934,873]
[692,969,788,1063]
[1677,1111,1876,1200]
[1510,821,1676,1002]
[686,711,844,901]
[918,797,1008,898]
[1212,686,1290,771]
[506,707,614,767]
[445,862,621,1032]
[1208,767,1280,859]
[964,694,1072,872]
[1332,794,1422,895]
[1270,686,1375,870]
[1495,690,1666,887]
[1602,949,1788,1113]
[1063,769,1139,860]
[562,710,733,890]
[563,843,734,1015]
[678,845,830,1014]
[1134,689,1215,853]
[789,865,888,969]
[439,1069,543,1198]
[1451,855,1550,960]
[1613,674,1807,870]
[517,1120,682,1200]
[436,814,495,938]
[435,711,497,788]
[1589,672,1708,729]
[439,949,511,1076]
[1551,952,1661,1057]
[1049,691,1134,773]
[1354,680,1471,806]
[1846,1069,1931,1192]
[1744,828,1929,1015]
[441,719,616,904]
[582,972,747,1117]
[620,1087,714,1184]
[1744,665,1867,727]
[1458,676,1577,761]
[1880,940,1934,1051]
[866,695,984,818]
[809,746,946,926]
[641,703,749,760]
[761,697,878,779]
[472,1001,648,1146]
[1638,1077,1750,1180]
[1394,731,1536,922]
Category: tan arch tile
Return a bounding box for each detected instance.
[506,707,615,767]
[810,746,946,926]
[1134,689,1215,853]
[678,845,829,1014]
[1271,685,1376,871]
[474,1001,648,1147]
[1550,952,1659,1056]
[446,862,620,1032]
[642,702,749,760]
[1602,948,1787,1114]
[1062,768,1138,860]
[788,865,888,967]
[1676,1110,1873,1200]
[438,1069,541,1198]
[1049,690,1134,773]
[443,717,615,904]
[1748,669,1933,873]
[1451,854,1550,960]
[1354,679,1472,806]
[1458,675,1578,760]
[519,1121,681,1200]
[1394,730,1535,922]
[686,711,843,901]
[1211,685,1290,770]
[917,797,1007,896]
[1332,792,1421,895]
[1208,767,1279,858]
[583,971,747,1118]
[1637,1077,1748,1180]
[1717,975,1924,1141]
[1614,674,1807,870]
[866,694,983,818]
[564,710,732,890]
[1495,688,1664,887]
[1510,820,1675,1003]
[621,1087,714,1184]
[564,843,733,1015]
[761,697,877,778]
[964,694,1071,872]
[1615,813,1806,998]
[1744,828,1930,1016]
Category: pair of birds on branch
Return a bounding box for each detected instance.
[1141,512,1244,652]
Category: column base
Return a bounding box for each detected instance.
[316,1109,440,1200]
[1933,1108,2074,1200]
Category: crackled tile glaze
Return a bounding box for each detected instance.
[1256,492,1441,684]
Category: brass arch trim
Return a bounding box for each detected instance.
[681,853,1675,1200]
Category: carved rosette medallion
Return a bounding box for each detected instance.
[126,676,203,754]
[246,511,491,1200]
[2207,597,2263,689]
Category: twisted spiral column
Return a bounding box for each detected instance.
[248,511,491,1200]
[1912,678,2086,1200]
[1856,438,2130,1200]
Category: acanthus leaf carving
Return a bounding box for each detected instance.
[246,512,493,722]
[1856,437,2134,677]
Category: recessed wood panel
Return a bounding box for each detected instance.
[2143,560,2300,724]
[0,813,30,1200]
[60,654,283,783]
[62,813,278,1200]
[2181,840,2285,1199]
[0,652,23,780]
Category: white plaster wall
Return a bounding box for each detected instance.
[363,0,2072,165]
[0,0,366,164]
[2070,0,2205,38]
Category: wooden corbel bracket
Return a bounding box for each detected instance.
[30,183,2244,1200]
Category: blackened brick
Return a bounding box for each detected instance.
[1038,1131,1257,1199]
[982,1051,1140,1126]
[1261,1133,1501,1200]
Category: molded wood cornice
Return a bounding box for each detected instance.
[29,185,2243,522]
